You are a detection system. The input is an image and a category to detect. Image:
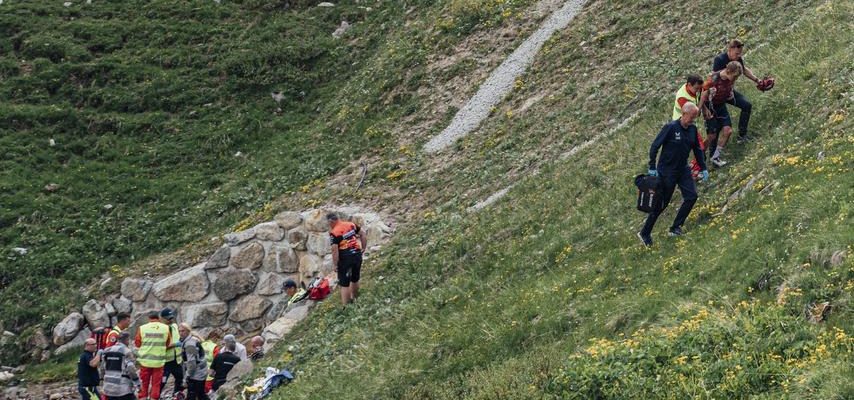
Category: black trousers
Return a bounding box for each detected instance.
[641,169,698,236]
[726,90,752,137]
[160,359,184,394]
[186,379,210,400]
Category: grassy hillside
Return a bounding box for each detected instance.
[251,0,853,398]
[0,0,544,346]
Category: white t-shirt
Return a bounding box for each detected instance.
[233,342,248,361]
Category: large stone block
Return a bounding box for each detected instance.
[181,302,228,328]
[256,272,286,296]
[230,242,265,270]
[263,244,299,273]
[286,227,308,251]
[111,296,133,315]
[55,327,91,355]
[120,278,153,302]
[152,264,209,302]
[303,209,330,232]
[229,295,272,322]
[82,299,110,330]
[52,312,84,346]
[206,245,231,270]
[274,211,302,231]
[306,232,330,256]
[254,222,284,242]
[223,228,256,246]
[298,253,323,285]
[213,268,257,301]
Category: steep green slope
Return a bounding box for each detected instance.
[0,0,541,341]
[257,1,853,399]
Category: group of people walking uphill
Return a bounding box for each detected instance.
[639,39,774,246]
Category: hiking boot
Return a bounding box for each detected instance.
[736,135,755,144]
[711,157,728,168]
[668,227,683,237]
[637,231,653,247]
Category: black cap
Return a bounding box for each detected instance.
[283,279,298,289]
[160,307,176,320]
[326,212,339,221]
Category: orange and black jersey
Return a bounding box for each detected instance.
[330,221,363,256]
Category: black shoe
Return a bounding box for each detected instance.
[736,135,755,144]
[668,227,683,237]
[637,231,653,247]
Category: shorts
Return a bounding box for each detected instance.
[705,103,732,134]
[337,253,363,287]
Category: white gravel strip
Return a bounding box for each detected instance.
[469,184,516,211]
[423,0,587,153]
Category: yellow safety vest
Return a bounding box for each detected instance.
[137,321,169,368]
[201,340,217,382]
[672,83,700,120]
[164,323,182,364]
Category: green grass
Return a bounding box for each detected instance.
[247,0,853,398]
[0,0,540,359]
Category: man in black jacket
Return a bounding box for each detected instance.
[638,103,708,247]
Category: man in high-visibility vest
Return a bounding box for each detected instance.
[672,74,706,181]
[200,331,221,395]
[106,312,131,347]
[135,310,172,400]
[159,308,184,398]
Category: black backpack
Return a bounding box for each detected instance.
[634,174,662,213]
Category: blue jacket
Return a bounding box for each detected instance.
[649,120,706,172]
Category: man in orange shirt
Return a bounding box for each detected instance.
[328,212,368,305]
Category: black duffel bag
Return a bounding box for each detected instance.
[634,174,662,213]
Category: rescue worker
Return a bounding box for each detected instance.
[700,61,742,167]
[77,338,101,400]
[135,310,172,400]
[100,332,140,400]
[178,323,209,400]
[712,39,769,143]
[106,313,131,347]
[328,212,368,305]
[638,103,708,247]
[159,308,184,398]
[673,75,706,180]
[200,332,221,395]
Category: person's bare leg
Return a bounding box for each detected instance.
[351,282,359,301]
[340,286,351,305]
[712,126,732,162]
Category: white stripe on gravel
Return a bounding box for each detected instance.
[423,0,587,153]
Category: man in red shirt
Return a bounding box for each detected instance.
[328,212,368,305]
[700,61,742,167]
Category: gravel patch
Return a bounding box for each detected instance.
[423,0,588,153]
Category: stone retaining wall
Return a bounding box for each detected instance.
[48,208,392,353]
